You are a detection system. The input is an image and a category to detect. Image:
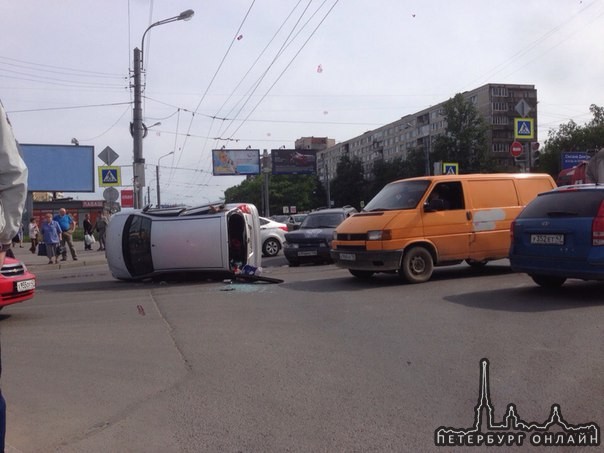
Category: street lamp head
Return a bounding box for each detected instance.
[179,9,195,21]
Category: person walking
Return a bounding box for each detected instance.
[40,213,62,264]
[94,211,109,251]
[53,208,78,261]
[0,98,29,453]
[83,213,94,251]
[28,217,40,254]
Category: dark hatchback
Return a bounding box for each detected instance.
[509,185,604,287]
[283,207,357,266]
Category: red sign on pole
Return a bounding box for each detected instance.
[121,189,134,208]
[510,141,523,158]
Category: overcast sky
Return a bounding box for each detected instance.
[1,0,603,205]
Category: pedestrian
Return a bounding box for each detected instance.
[28,217,40,254]
[0,98,29,453]
[83,213,94,250]
[53,208,78,261]
[40,213,62,264]
[11,222,23,248]
[94,211,109,251]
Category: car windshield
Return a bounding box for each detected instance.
[300,213,344,228]
[363,180,430,212]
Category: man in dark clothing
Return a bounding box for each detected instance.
[83,213,94,250]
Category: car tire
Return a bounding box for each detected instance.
[400,246,433,283]
[262,238,281,257]
[530,274,566,288]
[466,259,488,268]
[349,269,374,279]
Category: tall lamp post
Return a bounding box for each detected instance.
[156,151,174,208]
[132,9,194,209]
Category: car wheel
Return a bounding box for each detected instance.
[262,238,281,257]
[349,269,374,279]
[530,274,566,288]
[466,259,487,268]
[400,246,433,283]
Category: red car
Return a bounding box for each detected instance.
[0,256,36,310]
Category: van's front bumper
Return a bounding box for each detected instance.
[330,249,402,271]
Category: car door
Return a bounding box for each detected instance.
[421,181,471,261]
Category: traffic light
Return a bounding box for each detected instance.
[531,142,541,169]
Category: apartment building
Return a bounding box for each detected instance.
[316,83,537,181]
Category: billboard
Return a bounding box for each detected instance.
[561,151,591,170]
[271,149,316,175]
[20,144,95,192]
[212,149,260,176]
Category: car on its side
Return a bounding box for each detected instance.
[259,217,288,257]
[283,206,357,266]
[106,203,262,280]
[509,184,604,287]
[0,256,36,310]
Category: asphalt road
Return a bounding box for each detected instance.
[2,246,603,452]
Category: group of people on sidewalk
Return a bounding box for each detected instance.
[27,209,109,264]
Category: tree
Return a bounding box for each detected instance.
[330,155,366,210]
[431,93,493,173]
[224,174,323,214]
[541,104,604,177]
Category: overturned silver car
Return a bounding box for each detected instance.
[106,203,262,280]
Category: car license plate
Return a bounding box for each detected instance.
[16,279,35,292]
[298,251,317,256]
[530,234,564,245]
[339,253,356,261]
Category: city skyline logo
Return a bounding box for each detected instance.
[434,359,600,448]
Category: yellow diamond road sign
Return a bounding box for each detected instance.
[98,166,121,187]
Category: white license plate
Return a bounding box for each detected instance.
[530,234,564,245]
[298,251,318,256]
[339,253,356,261]
[16,279,35,292]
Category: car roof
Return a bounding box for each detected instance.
[308,206,357,215]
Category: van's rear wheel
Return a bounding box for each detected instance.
[466,259,487,268]
[400,246,433,283]
[530,274,566,288]
[349,269,374,279]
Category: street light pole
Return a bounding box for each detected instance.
[156,151,174,208]
[132,9,194,209]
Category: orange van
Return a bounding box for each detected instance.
[330,173,556,283]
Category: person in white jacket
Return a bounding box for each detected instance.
[0,99,28,452]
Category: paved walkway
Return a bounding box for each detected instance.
[8,241,108,271]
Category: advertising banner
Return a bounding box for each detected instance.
[271,149,316,175]
[212,149,260,175]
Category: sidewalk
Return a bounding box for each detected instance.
[8,241,108,271]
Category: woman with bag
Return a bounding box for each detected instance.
[83,213,95,250]
[40,212,62,264]
[28,217,39,254]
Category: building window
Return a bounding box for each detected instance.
[492,116,509,125]
[492,87,509,97]
[492,143,509,153]
[493,102,508,111]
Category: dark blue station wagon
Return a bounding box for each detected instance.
[509,185,604,287]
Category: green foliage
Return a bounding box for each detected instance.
[368,150,426,200]
[224,174,323,214]
[330,155,366,210]
[541,104,604,177]
[431,93,493,173]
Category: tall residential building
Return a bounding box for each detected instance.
[317,83,537,181]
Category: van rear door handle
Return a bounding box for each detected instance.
[466,211,472,220]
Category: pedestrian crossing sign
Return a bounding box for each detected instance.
[443,162,458,175]
[98,166,121,187]
[514,118,534,139]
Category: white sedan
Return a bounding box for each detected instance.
[259,217,288,257]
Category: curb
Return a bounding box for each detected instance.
[8,241,108,271]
